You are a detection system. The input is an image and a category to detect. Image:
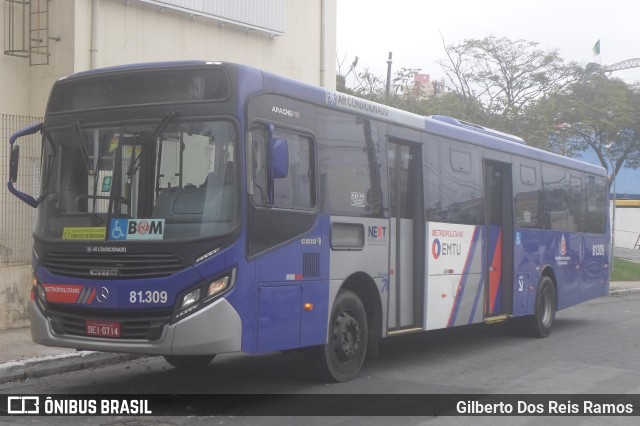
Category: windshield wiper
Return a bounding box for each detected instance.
[72,118,94,175]
[105,129,125,232]
[126,111,177,178]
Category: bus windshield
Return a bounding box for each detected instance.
[35,119,238,242]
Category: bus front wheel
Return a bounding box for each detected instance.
[163,354,216,369]
[526,276,556,338]
[308,289,368,382]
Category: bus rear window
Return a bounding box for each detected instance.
[48,68,230,113]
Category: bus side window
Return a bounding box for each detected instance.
[251,128,268,206]
[542,164,570,230]
[514,163,541,228]
[272,131,314,209]
[569,173,587,232]
[586,175,607,234]
[250,125,314,210]
[317,113,384,218]
[426,138,483,225]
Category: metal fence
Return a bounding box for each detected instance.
[1,114,43,265]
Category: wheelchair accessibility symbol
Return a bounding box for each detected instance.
[110,219,127,240]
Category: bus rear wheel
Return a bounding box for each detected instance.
[525,276,556,338]
[308,289,368,382]
[163,354,216,369]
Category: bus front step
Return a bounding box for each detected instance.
[484,315,510,324]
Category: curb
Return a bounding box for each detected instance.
[609,288,640,296]
[0,352,146,385]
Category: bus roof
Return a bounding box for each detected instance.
[256,65,607,177]
[56,60,607,177]
[57,60,215,80]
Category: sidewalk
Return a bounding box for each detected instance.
[0,327,145,385]
[1,282,639,385]
[613,246,640,263]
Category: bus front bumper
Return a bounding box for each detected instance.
[30,297,242,356]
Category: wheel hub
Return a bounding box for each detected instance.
[333,311,361,360]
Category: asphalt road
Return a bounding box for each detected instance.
[2,292,640,425]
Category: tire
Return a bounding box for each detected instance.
[307,289,368,382]
[163,354,216,369]
[525,276,556,338]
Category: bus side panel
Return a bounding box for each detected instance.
[513,230,540,312]
[253,281,329,354]
[486,224,503,315]
[252,216,329,354]
[425,222,484,330]
[328,216,389,333]
[515,229,578,312]
[513,229,541,316]
[255,286,301,354]
[580,233,609,300]
[300,280,330,347]
[513,228,608,317]
[558,232,585,309]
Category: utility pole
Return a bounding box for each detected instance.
[385,52,393,96]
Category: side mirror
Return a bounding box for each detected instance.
[9,145,19,183]
[7,122,43,208]
[269,137,289,179]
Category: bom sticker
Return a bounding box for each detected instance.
[109,219,164,241]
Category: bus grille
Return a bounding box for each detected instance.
[42,252,185,279]
[46,304,173,341]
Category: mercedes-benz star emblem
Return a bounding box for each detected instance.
[96,286,109,303]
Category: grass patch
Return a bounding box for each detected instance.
[611,257,640,282]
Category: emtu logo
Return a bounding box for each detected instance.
[432,238,462,259]
[432,239,442,259]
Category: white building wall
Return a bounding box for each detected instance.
[1,0,336,117]
[88,0,334,87]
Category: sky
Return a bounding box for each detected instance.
[337,0,640,86]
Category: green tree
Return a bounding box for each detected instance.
[438,35,580,135]
[335,56,419,105]
[335,55,358,95]
[549,72,640,188]
[336,55,386,101]
[518,94,564,152]
[352,68,385,101]
[389,67,426,112]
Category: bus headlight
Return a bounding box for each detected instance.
[180,288,201,310]
[206,275,230,300]
[37,284,47,303]
[33,276,47,311]
[174,268,236,322]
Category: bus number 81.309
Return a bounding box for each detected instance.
[130,290,168,304]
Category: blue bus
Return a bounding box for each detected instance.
[8,61,610,382]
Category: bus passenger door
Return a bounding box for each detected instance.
[484,161,514,316]
[387,140,424,331]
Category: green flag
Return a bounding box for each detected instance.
[593,40,600,56]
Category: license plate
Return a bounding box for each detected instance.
[85,320,121,338]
